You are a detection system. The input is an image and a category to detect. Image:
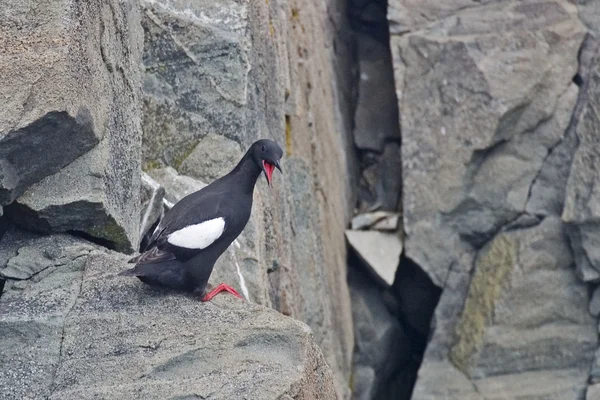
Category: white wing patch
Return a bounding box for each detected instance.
[167,217,225,249]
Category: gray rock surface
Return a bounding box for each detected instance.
[346,230,402,287]
[179,133,243,183]
[147,166,207,209]
[591,348,600,384]
[10,141,141,253]
[0,234,337,400]
[141,0,253,167]
[353,32,400,152]
[389,0,600,397]
[588,384,600,400]
[412,219,597,399]
[1,0,144,253]
[140,0,357,396]
[0,1,107,204]
[562,36,600,283]
[450,219,596,381]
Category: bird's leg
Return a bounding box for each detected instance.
[201,283,243,302]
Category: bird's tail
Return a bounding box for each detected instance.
[127,254,142,264]
[118,260,190,291]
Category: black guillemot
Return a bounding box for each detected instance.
[120,139,283,301]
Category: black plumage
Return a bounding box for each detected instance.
[120,139,283,301]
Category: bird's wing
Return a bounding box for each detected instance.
[136,189,232,265]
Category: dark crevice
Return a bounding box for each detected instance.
[69,230,118,251]
[573,73,583,87]
[385,254,442,399]
[348,245,442,399]
[0,215,9,241]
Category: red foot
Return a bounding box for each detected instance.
[201,283,243,302]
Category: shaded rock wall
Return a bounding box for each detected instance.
[139,0,357,396]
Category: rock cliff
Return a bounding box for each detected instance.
[4,0,600,399]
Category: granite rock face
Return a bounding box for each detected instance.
[1,0,144,252]
[139,0,357,396]
[389,0,600,398]
[0,233,337,400]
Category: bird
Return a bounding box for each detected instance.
[120,139,283,302]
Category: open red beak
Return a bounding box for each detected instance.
[263,160,275,187]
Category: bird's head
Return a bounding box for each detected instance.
[250,139,283,187]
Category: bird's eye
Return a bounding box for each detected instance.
[261,145,266,152]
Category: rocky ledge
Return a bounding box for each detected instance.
[0,231,336,400]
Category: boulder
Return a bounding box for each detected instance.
[395,0,584,252]
[1,0,144,252]
[0,234,337,400]
[346,230,402,287]
[9,141,141,253]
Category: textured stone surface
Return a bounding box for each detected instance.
[591,348,600,384]
[397,3,583,249]
[1,0,144,252]
[389,0,600,397]
[0,234,337,400]
[346,230,402,286]
[9,141,141,253]
[562,36,600,283]
[450,219,596,379]
[141,0,253,168]
[146,166,207,209]
[179,133,244,183]
[353,32,400,152]
[140,0,357,396]
[588,384,600,400]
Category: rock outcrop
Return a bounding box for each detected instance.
[1,0,144,252]
[0,232,337,400]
